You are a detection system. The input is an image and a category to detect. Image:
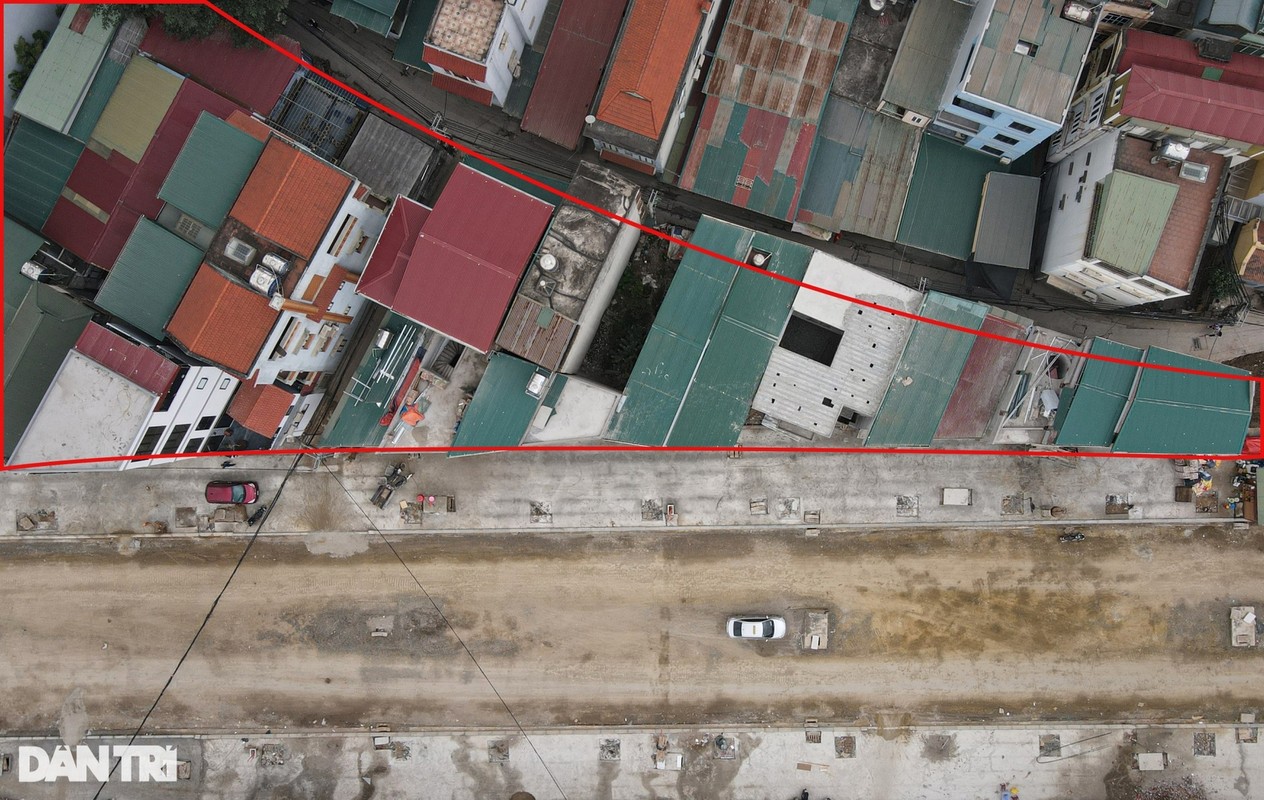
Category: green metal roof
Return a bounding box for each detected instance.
[319,314,422,447]
[897,134,1002,260]
[1086,172,1178,276]
[606,216,813,446]
[464,156,569,203]
[4,218,47,327]
[451,353,550,451]
[393,0,440,70]
[331,0,399,36]
[67,57,126,143]
[4,284,94,459]
[865,291,988,446]
[12,5,117,133]
[1113,347,1253,455]
[94,219,205,340]
[3,117,85,231]
[881,0,972,117]
[1052,338,1142,447]
[158,112,267,228]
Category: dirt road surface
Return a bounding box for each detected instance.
[2,524,1262,734]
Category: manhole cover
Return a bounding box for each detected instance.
[488,740,510,763]
[599,739,620,761]
[1105,494,1131,515]
[1039,734,1061,757]
[529,501,552,524]
[641,499,663,521]
[776,497,802,520]
[1194,731,1216,756]
[835,735,856,758]
[1001,494,1029,515]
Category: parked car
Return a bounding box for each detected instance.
[727,615,787,640]
[205,481,259,504]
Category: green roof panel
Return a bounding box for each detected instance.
[667,318,778,446]
[67,57,126,143]
[94,219,206,340]
[1086,172,1178,275]
[1052,338,1142,447]
[12,5,117,133]
[881,0,973,117]
[3,117,85,231]
[1113,347,1253,455]
[393,0,441,70]
[866,291,988,446]
[158,112,267,228]
[4,284,94,459]
[897,135,1001,259]
[451,353,550,452]
[5,218,47,326]
[330,0,397,35]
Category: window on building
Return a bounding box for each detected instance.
[1009,120,1036,134]
[335,338,348,354]
[197,415,216,431]
[301,332,316,350]
[1015,40,1038,57]
[499,32,509,51]
[183,437,204,454]
[994,133,1020,146]
[1110,85,1125,106]
[136,425,167,456]
[224,237,256,265]
[196,377,208,390]
[1236,41,1264,57]
[326,214,358,256]
[980,144,1006,157]
[219,378,232,390]
[951,96,995,118]
[1101,12,1132,26]
[159,424,190,455]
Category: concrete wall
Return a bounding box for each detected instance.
[126,366,239,469]
[1041,132,1118,273]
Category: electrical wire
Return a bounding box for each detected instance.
[90,455,301,800]
[322,462,570,800]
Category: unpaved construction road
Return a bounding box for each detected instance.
[2,524,1262,734]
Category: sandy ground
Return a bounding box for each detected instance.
[2,524,1262,735]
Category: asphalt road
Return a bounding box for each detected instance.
[3,524,1262,735]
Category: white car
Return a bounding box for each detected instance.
[727,616,787,640]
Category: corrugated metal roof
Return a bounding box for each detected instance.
[74,322,179,396]
[12,4,116,133]
[1052,338,1142,447]
[354,165,554,352]
[94,219,205,340]
[1087,171,1178,276]
[1204,0,1263,33]
[495,296,577,371]
[451,352,550,450]
[1113,347,1253,455]
[89,57,183,163]
[140,21,300,114]
[973,172,1040,269]
[594,0,707,140]
[4,218,47,327]
[166,264,280,376]
[4,284,94,459]
[1119,29,1264,89]
[796,100,919,238]
[3,117,85,232]
[897,134,1000,260]
[521,0,630,149]
[339,113,437,199]
[230,138,353,259]
[934,313,1027,440]
[1122,66,1264,147]
[865,291,988,446]
[43,80,245,270]
[606,217,814,446]
[158,112,266,228]
[67,58,126,143]
[331,0,399,35]
[880,0,971,117]
[393,0,439,69]
[967,0,1093,122]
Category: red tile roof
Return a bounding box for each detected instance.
[227,378,295,437]
[521,0,630,149]
[230,138,353,259]
[1120,29,1264,90]
[595,0,707,140]
[1122,65,1264,146]
[166,265,280,376]
[74,323,180,397]
[42,80,244,270]
[227,110,273,141]
[355,165,554,352]
[140,21,301,114]
[311,265,356,321]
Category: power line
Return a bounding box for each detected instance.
[322,463,570,800]
[90,455,301,800]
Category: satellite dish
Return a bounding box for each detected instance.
[539,253,558,272]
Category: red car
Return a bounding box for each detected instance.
[205,481,259,504]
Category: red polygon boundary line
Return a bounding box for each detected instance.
[1,0,1260,470]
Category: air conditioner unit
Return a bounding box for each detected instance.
[1082,289,1099,303]
[261,253,290,273]
[20,261,51,281]
[249,267,278,295]
[1061,0,1094,24]
[901,109,929,127]
[1195,37,1234,63]
[1179,161,1210,183]
[1152,138,1190,164]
